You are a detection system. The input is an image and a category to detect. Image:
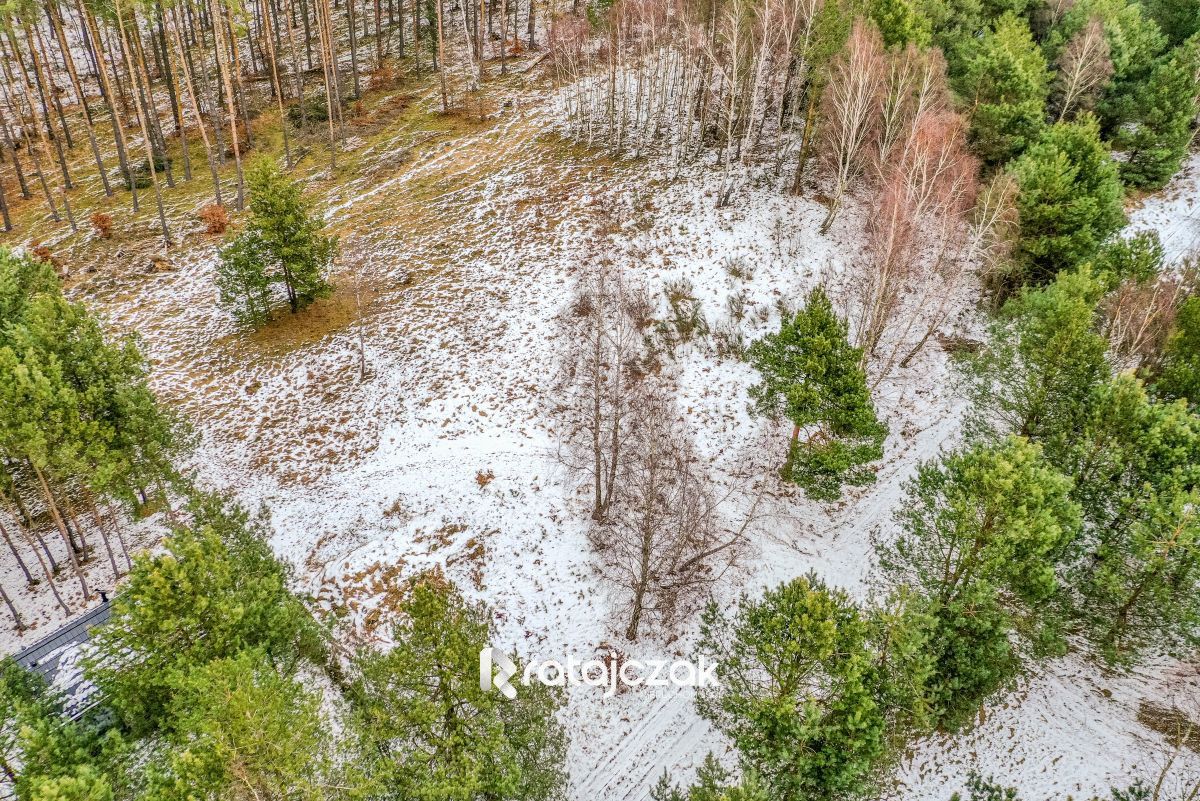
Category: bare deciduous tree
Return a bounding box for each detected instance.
[591,380,756,641]
[1053,17,1113,122]
[557,262,651,523]
[853,111,978,365]
[1100,265,1197,372]
[818,19,885,233]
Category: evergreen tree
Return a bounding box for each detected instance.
[1115,38,1200,189]
[85,495,324,734]
[1054,374,1200,660]
[746,287,887,501]
[694,574,889,801]
[1091,230,1165,290]
[883,437,1081,613]
[1007,118,1126,287]
[1155,295,1200,405]
[964,269,1110,452]
[145,649,335,801]
[651,756,769,801]
[214,233,273,329]
[1082,487,1200,661]
[215,157,336,327]
[879,436,1081,725]
[868,0,932,48]
[957,13,1051,166]
[350,574,567,801]
[1144,0,1200,45]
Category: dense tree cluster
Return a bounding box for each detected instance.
[0,247,189,628]
[2,496,569,801]
[0,0,551,238]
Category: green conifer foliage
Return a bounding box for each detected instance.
[1155,295,1200,406]
[1007,118,1126,287]
[1116,38,1200,189]
[747,287,887,500]
[215,157,335,327]
[879,437,1081,725]
[350,575,568,801]
[695,574,888,801]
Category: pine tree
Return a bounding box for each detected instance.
[746,287,887,501]
[85,496,324,734]
[1115,38,1200,189]
[1007,117,1126,286]
[215,157,336,327]
[350,574,567,801]
[1055,374,1200,661]
[964,269,1109,452]
[1091,230,1165,289]
[883,436,1081,613]
[651,756,769,801]
[215,233,274,328]
[879,436,1081,725]
[868,0,932,48]
[1154,295,1200,406]
[694,574,888,801]
[957,13,1050,166]
[144,649,334,801]
[1144,0,1200,46]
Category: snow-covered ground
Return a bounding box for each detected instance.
[4,88,1199,799]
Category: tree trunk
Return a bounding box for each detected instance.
[262,0,293,166]
[32,462,89,600]
[81,0,138,212]
[47,1,112,197]
[436,0,448,112]
[116,0,171,241]
[169,4,223,204]
[210,0,246,208]
[0,516,33,585]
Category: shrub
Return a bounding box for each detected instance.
[89,211,114,239]
[116,152,170,190]
[197,203,231,235]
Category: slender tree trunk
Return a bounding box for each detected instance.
[0,516,33,585]
[436,0,448,112]
[262,0,293,166]
[85,495,121,577]
[156,0,192,181]
[346,0,362,97]
[0,580,23,632]
[48,2,112,197]
[82,0,138,211]
[132,23,175,189]
[5,61,65,224]
[117,0,171,241]
[210,0,246,207]
[15,513,69,614]
[375,0,383,67]
[14,29,71,189]
[32,462,89,600]
[169,4,223,204]
[107,501,133,571]
[0,101,31,200]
